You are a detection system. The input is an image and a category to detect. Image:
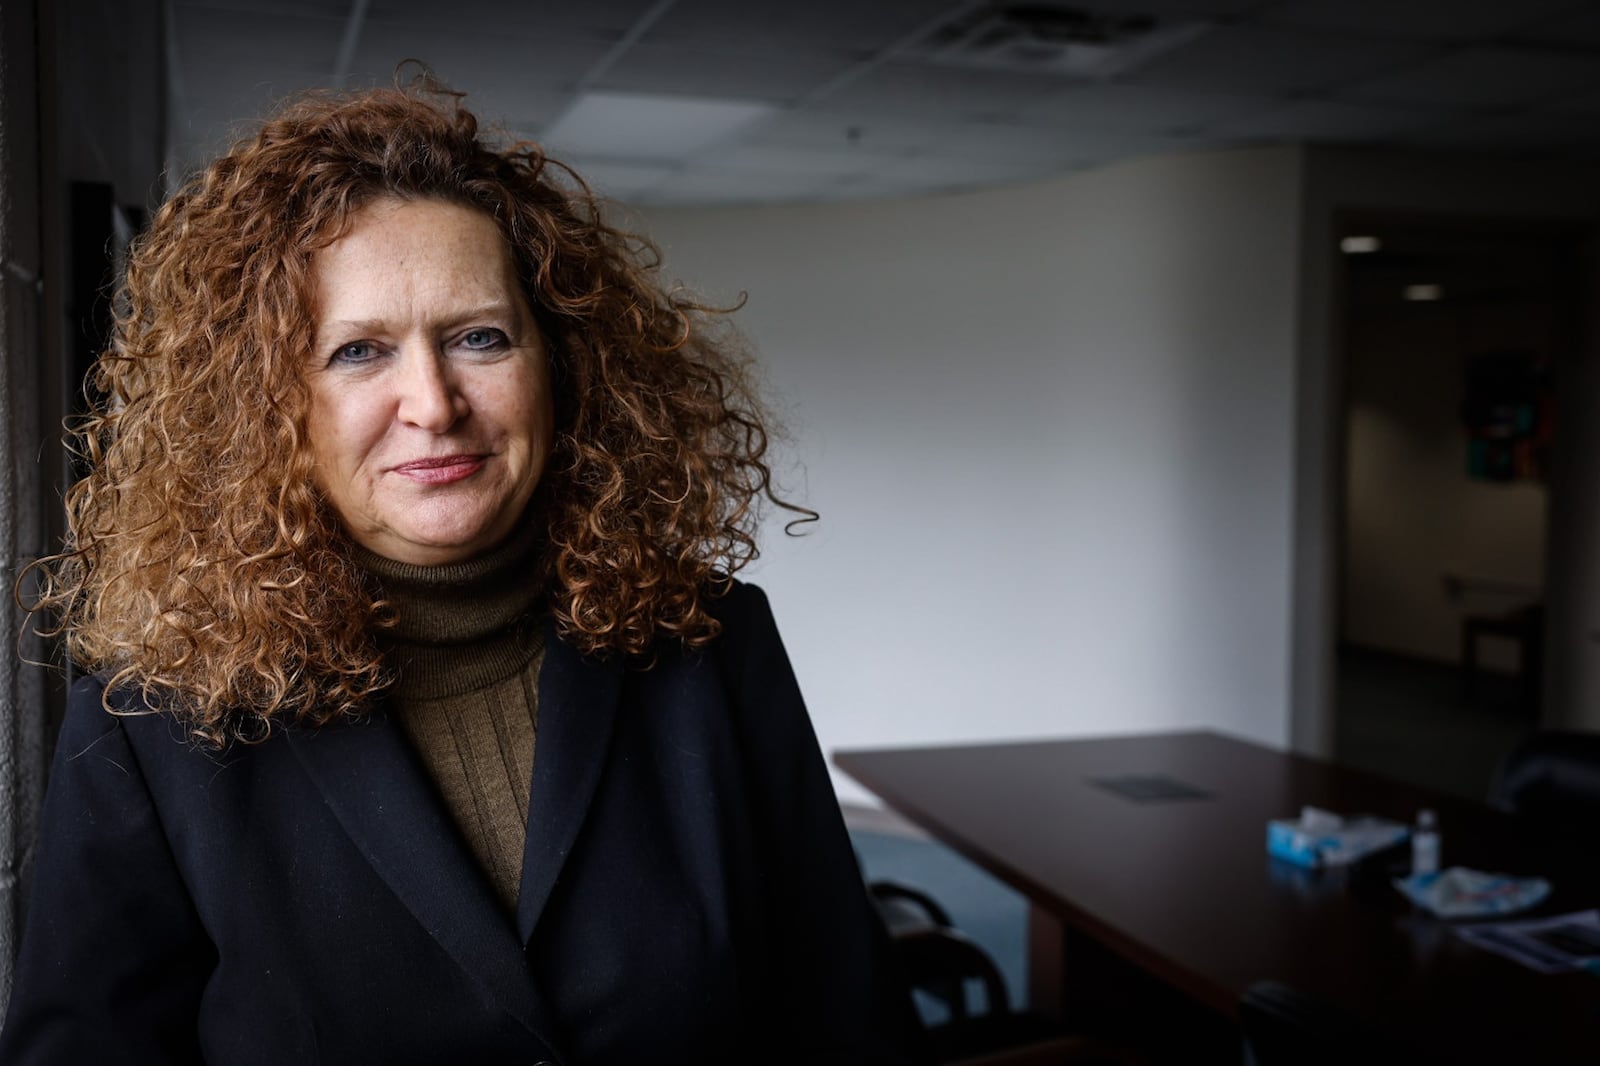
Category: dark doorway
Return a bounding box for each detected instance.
[1331,217,1588,801]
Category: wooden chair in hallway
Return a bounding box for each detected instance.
[1459,603,1543,713]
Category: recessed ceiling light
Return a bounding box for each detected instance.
[540,92,778,161]
[1340,235,1381,254]
[1403,284,1443,302]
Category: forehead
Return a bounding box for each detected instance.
[311,198,519,312]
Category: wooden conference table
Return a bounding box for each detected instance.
[835,731,1600,1065]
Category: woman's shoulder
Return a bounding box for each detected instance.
[58,671,261,769]
[697,578,787,666]
[60,671,154,741]
[42,675,223,822]
[704,577,774,628]
[65,671,188,729]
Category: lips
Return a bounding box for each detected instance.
[391,454,487,485]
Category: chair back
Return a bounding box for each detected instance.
[893,926,1010,1022]
[1490,730,1600,838]
[870,878,956,935]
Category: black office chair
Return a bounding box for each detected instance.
[867,880,1137,1066]
[871,878,956,935]
[1489,729,1600,840]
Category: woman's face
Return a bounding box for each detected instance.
[305,197,553,566]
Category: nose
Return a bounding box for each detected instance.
[395,346,467,432]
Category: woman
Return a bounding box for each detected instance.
[1,84,920,1065]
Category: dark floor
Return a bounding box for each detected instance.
[1333,645,1537,802]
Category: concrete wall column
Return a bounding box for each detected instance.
[1544,245,1600,732]
[0,0,55,1011]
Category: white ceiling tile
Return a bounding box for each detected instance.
[365,0,654,37]
[1127,25,1434,95]
[743,111,1114,162]
[823,158,1080,204]
[642,0,966,52]
[1512,7,1600,48]
[737,110,929,154]
[559,158,680,200]
[1339,47,1600,109]
[1063,0,1261,15]
[346,24,609,102]
[487,92,575,140]
[1022,131,1173,167]
[1201,99,1441,143]
[168,60,344,165]
[866,150,1080,184]
[1264,0,1578,42]
[813,171,1044,204]
[692,144,898,180]
[541,93,777,159]
[168,62,328,169]
[644,167,833,206]
[594,42,862,102]
[1016,84,1265,134]
[934,120,1163,163]
[1547,84,1600,114]
[1406,110,1600,152]
[164,0,1600,207]
[175,6,343,69]
[177,54,328,101]
[742,110,1004,156]
[175,0,351,16]
[818,62,1068,121]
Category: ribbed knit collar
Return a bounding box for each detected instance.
[355,521,546,701]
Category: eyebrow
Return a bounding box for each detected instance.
[316,304,521,341]
[317,319,388,340]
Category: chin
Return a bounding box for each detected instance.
[420,513,521,552]
[408,531,493,557]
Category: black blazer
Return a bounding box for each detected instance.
[0,582,921,1065]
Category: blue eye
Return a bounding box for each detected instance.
[461,328,508,350]
[331,341,379,365]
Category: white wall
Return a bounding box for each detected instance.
[639,147,1305,804]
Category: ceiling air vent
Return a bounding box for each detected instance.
[908,4,1209,79]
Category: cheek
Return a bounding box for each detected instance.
[489,363,554,453]
[306,388,371,479]
[307,390,337,454]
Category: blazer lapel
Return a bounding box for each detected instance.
[516,616,623,945]
[285,710,564,1052]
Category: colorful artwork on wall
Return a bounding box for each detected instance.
[1462,351,1552,483]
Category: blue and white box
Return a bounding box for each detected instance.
[1267,807,1409,869]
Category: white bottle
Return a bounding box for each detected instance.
[1412,808,1441,875]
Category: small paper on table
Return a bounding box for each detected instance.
[1456,909,1600,974]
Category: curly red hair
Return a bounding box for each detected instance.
[26,82,810,744]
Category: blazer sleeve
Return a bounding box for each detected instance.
[0,676,211,1065]
[714,584,927,1066]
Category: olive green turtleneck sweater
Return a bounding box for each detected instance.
[356,524,545,912]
